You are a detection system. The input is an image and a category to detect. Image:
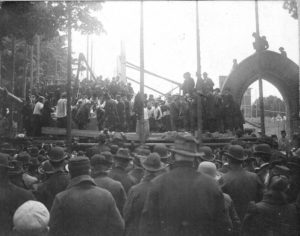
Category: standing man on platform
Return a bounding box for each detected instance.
[181,72,195,95]
[56,92,67,128]
[202,72,214,95]
[32,96,44,136]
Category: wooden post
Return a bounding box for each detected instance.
[298,0,300,132]
[139,0,145,143]
[10,36,16,135]
[255,0,265,135]
[36,35,40,90]
[196,0,202,143]
[30,45,34,93]
[0,50,2,87]
[86,35,89,80]
[23,43,28,99]
[66,3,72,149]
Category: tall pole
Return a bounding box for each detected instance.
[196,0,202,143]
[66,3,72,149]
[30,45,34,93]
[139,0,145,143]
[91,37,94,74]
[255,0,265,135]
[0,50,2,87]
[86,35,89,80]
[36,35,40,90]
[298,0,300,132]
[23,43,28,99]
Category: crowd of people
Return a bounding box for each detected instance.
[17,71,244,137]
[0,130,300,236]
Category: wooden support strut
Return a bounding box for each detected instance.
[126,76,165,96]
[126,61,181,86]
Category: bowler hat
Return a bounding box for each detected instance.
[141,153,166,172]
[253,144,271,156]
[224,145,247,161]
[0,152,12,168]
[101,151,113,164]
[17,152,31,165]
[49,147,66,163]
[198,146,215,161]
[153,144,171,160]
[170,134,201,158]
[115,148,132,161]
[91,154,112,166]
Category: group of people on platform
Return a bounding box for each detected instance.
[16,71,244,137]
[0,129,300,236]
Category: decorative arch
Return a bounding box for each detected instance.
[221,50,299,135]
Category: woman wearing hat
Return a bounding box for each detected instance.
[124,153,166,236]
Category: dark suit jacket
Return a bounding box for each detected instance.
[140,161,228,236]
[49,175,124,236]
[0,181,35,236]
[108,166,135,193]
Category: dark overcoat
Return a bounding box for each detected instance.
[0,181,35,236]
[108,166,135,193]
[140,161,228,236]
[220,167,264,220]
[35,171,70,210]
[242,191,298,236]
[93,171,127,214]
[49,175,124,236]
[123,174,155,236]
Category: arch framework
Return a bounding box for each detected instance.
[221,50,299,135]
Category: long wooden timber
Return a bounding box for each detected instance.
[41,127,258,145]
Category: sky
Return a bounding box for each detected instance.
[72,0,298,103]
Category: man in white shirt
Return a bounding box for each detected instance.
[56,93,67,128]
[32,96,44,136]
[153,102,162,131]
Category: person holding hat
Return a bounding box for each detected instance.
[49,156,124,236]
[124,152,166,236]
[108,148,135,193]
[34,147,70,210]
[141,134,228,236]
[91,153,127,214]
[13,200,49,236]
[0,153,35,236]
[242,172,298,236]
[220,145,264,220]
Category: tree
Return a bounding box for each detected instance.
[283,0,298,19]
[251,95,286,117]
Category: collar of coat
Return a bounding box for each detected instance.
[67,175,96,189]
[92,170,108,178]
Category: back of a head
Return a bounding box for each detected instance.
[68,156,91,178]
[268,175,289,192]
[13,200,49,236]
[198,161,217,178]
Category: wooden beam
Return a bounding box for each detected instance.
[126,62,181,86]
[126,76,165,96]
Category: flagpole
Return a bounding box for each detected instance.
[196,0,202,143]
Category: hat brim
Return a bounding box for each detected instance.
[199,154,216,162]
[49,156,67,163]
[224,152,247,161]
[170,148,202,158]
[141,162,168,172]
[253,151,271,156]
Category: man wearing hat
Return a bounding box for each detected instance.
[141,134,228,236]
[91,153,127,214]
[49,156,124,236]
[35,147,70,210]
[108,148,135,193]
[0,153,35,236]
[220,145,264,220]
[253,143,272,185]
[124,152,166,236]
[128,148,150,184]
[17,151,38,190]
[13,200,49,236]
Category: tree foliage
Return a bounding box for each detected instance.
[283,0,298,19]
[251,95,286,117]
